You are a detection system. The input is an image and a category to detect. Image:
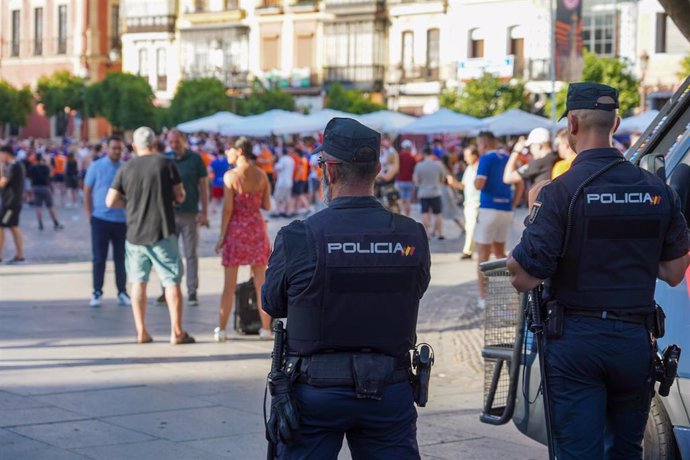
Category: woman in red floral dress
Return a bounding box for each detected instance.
[214,137,273,341]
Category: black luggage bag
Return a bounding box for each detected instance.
[234,278,261,335]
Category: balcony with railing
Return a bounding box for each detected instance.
[397,65,441,82]
[3,37,73,59]
[323,0,384,14]
[181,0,245,24]
[183,67,250,89]
[324,65,385,90]
[125,15,176,33]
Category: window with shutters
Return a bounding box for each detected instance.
[655,13,667,53]
[295,34,314,69]
[157,49,167,91]
[139,48,149,76]
[469,29,484,58]
[11,10,20,57]
[35,8,44,56]
[262,36,280,71]
[58,5,68,54]
[426,28,440,79]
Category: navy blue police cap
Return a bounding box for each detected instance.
[312,117,380,164]
[560,82,619,120]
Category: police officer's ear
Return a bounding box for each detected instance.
[568,113,579,136]
[613,116,621,134]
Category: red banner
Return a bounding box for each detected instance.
[555,0,584,81]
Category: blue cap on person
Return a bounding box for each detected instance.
[312,117,380,164]
[560,82,619,120]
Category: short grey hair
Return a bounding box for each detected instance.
[133,127,156,152]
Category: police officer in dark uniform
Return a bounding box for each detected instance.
[507,82,689,459]
[262,117,431,459]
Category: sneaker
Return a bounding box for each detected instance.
[438,235,446,241]
[38,221,44,231]
[213,327,227,342]
[259,328,274,340]
[188,293,199,307]
[54,222,64,230]
[90,292,102,308]
[117,292,132,306]
[155,294,167,307]
[477,298,486,310]
[7,257,25,265]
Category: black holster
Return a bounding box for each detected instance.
[412,344,434,407]
[545,301,564,339]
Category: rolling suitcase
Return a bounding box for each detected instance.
[234,278,261,335]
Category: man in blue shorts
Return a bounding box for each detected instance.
[106,127,195,345]
[474,131,520,308]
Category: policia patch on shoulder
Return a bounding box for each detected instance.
[528,201,542,224]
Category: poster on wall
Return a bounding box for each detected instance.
[555,0,584,81]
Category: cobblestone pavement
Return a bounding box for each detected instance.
[0,203,545,459]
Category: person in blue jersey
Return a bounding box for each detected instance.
[474,131,521,308]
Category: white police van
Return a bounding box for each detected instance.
[480,76,690,459]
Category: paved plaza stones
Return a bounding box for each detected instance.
[0,206,545,459]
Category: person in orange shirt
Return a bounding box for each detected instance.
[51,151,67,205]
[256,142,275,190]
[552,128,576,179]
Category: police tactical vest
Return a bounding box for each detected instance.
[286,207,427,357]
[552,158,671,312]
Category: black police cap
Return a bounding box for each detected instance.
[560,82,619,120]
[312,117,380,164]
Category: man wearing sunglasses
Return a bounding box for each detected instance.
[262,117,431,459]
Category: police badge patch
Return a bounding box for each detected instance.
[528,201,542,224]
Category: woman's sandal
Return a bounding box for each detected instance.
[137,336,154,344]
[171,332,196,345]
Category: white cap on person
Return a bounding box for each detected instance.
[525,127,551,146]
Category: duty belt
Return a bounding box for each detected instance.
[565,308,653,326]
[285,352,411,387]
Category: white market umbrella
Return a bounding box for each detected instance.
[219,109,308,137]
[480,109,552,136]
[398,108,481,135]
[359,110,416,133]
[275,109,361,135]
[177,111,243,133]
[617,110,660,134]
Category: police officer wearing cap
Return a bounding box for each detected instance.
[262,117,431,459]
[507,82,690,459]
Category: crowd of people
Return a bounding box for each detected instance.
[0,120,630,340]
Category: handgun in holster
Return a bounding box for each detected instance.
[656,344,681,397]
[650,304,681,397]
[412,343,434,407]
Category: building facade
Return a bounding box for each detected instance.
[120,0,179,104]
[0,0,121,138]
[386,0,448,114]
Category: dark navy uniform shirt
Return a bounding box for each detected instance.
[262,196,432,318]
[512,148,688,308]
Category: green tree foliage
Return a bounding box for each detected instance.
[85,72,155,131]
[439,73,528,118]
[0,81,33,127]
[168,78,232,125]
[238,82,296,115]
[325,83,385,114]
[35,71,86,116]
[678,53,690,81]
[546,50,640,117]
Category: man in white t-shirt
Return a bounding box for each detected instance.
[272,147,295,217]
[460,146,480,259]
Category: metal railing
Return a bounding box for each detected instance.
[324,64,385,84]
[183,68,250,89]
[479,258,525,425]
[125,15,176,34]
